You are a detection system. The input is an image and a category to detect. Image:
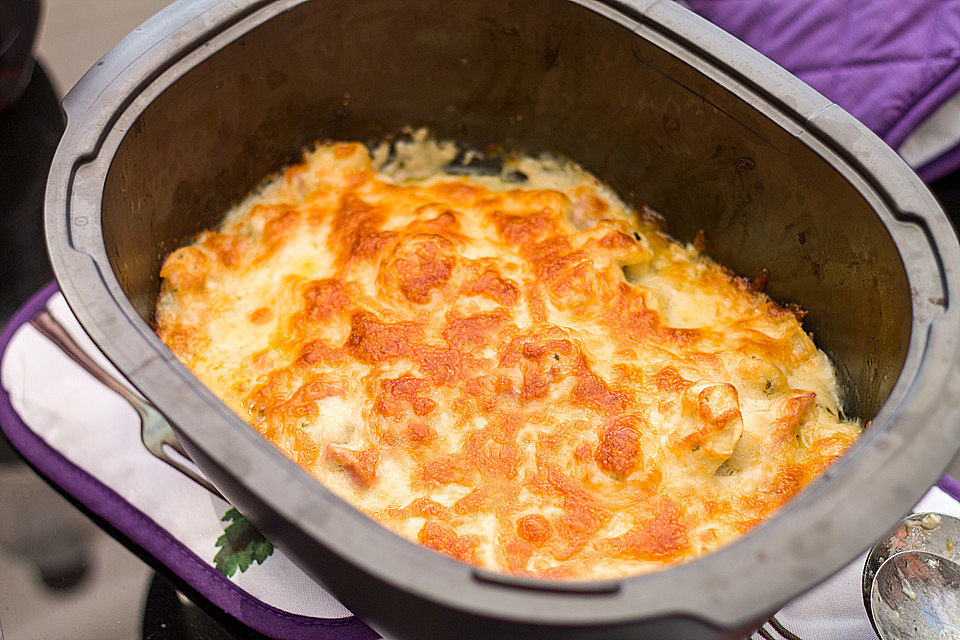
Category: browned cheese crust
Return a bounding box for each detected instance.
[155,140,861,579]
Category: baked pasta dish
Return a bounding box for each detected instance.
[156,133,861,579]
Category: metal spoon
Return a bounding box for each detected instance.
[863,512,960,631]
[870,550,960,639]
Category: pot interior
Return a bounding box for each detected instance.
[99,0,910,420]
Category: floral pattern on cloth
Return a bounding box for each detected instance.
[214,508,275,578]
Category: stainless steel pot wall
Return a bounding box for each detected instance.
[45,0,960,637]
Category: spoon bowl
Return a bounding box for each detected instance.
[863,512,960,630]
[870,550,960,640]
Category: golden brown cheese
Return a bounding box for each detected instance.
[155,138,861,579]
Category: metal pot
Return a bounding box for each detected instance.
[44,0,960,637]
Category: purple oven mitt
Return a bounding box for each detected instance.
[687,0,960,182]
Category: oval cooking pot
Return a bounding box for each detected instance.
[44,0,960,637]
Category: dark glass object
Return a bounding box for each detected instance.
[0,0,39,109]
[0,63,64,326]
[142,572,272,640]
[0,0,63,326]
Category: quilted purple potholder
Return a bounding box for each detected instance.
[688,0,960,182]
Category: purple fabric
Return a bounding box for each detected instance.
[0,283,377,640]
[942,474,960,503]
[689,0,960,182]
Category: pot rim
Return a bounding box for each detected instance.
[44,0,960,630]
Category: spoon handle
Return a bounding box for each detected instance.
[28,309,224,499]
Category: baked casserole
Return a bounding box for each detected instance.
[156,134,861,580]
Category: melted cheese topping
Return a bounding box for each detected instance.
[156,138,861,579]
